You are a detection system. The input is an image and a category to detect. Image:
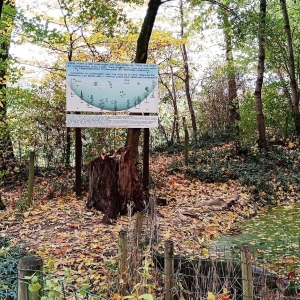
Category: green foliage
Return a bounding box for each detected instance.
[25,274,42,293]
[0,238,27,300]
[152,132,235,155]
[0,169,10,180]
[24,273,66,300]
[41,278,63,299]
[120,259,155,300]
[236,80,295,144]
[4,0,300,172]
[18,12,61,44]
[0,237,27,260]
[83,128,127,163]
[7,81,67,166]
[122,0,145,4]
[15,196,29,211]
[104,260,118,271]
[152,142,184,154]
[191,131,236,150]
[262,80,294,136]
[235,91,257,144]
[6,79,129,168]
[22,267,100,300]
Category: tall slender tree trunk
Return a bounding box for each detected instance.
[279,0,300,133]
[158,66,180,144]
[0,0,15,167]
[58,0,73,168]
[65,126,71,167]
[179,0,197,140]
[254,0,267,148]
[0,0,4,19]
[170,65,180,143]
[125,0,162,161]
[222,10,240,129]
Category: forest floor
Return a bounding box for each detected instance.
[0,146,296,293]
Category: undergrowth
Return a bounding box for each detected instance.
[151,132,235,154]
[0,237,28,300]
[166,137,300,204]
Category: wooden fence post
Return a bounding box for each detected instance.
[27,151,35,206]
[164,240,174,300]
[118,230,127,295]
[149,195,157,243]
[18,255,43,300]
[135,211,144,246]
[130,212,144,282]
[182,117,189,166]
[241,243,253,300]
[133,211,144,255]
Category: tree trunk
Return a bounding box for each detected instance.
[170,66,180,143]
[222,10,240,128]
[0,0,4,19]
[86,147,145,223]
[57,0,74,169]
[65,126,71,168]
[159,66,180,144]
[125,0,162,162]
[279,0,300,133]
[254,0,267,148]
[0,0,15,167]
[125,125,142,164]
[180,0,197,141]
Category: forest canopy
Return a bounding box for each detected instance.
[0,0,299,167]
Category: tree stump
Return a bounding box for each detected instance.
[86,147,146,223]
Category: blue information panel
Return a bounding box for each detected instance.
[66,62,158,113]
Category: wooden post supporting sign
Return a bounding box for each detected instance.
[75,112,82,197]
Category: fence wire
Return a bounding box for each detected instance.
[2,241,300,299]
[41,272,106,300]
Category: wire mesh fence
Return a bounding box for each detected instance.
[124,198,300,299]
[0,259,105,300]
[2,239,300,299]
[34,272,106,300]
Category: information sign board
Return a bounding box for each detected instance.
[66,114,158,128]
[66,62,158,113]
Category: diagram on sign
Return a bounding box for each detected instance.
[66,62,158,113]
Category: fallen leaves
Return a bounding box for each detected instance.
[0,151,261,295]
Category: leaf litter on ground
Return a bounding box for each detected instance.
[0,148,293,294]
